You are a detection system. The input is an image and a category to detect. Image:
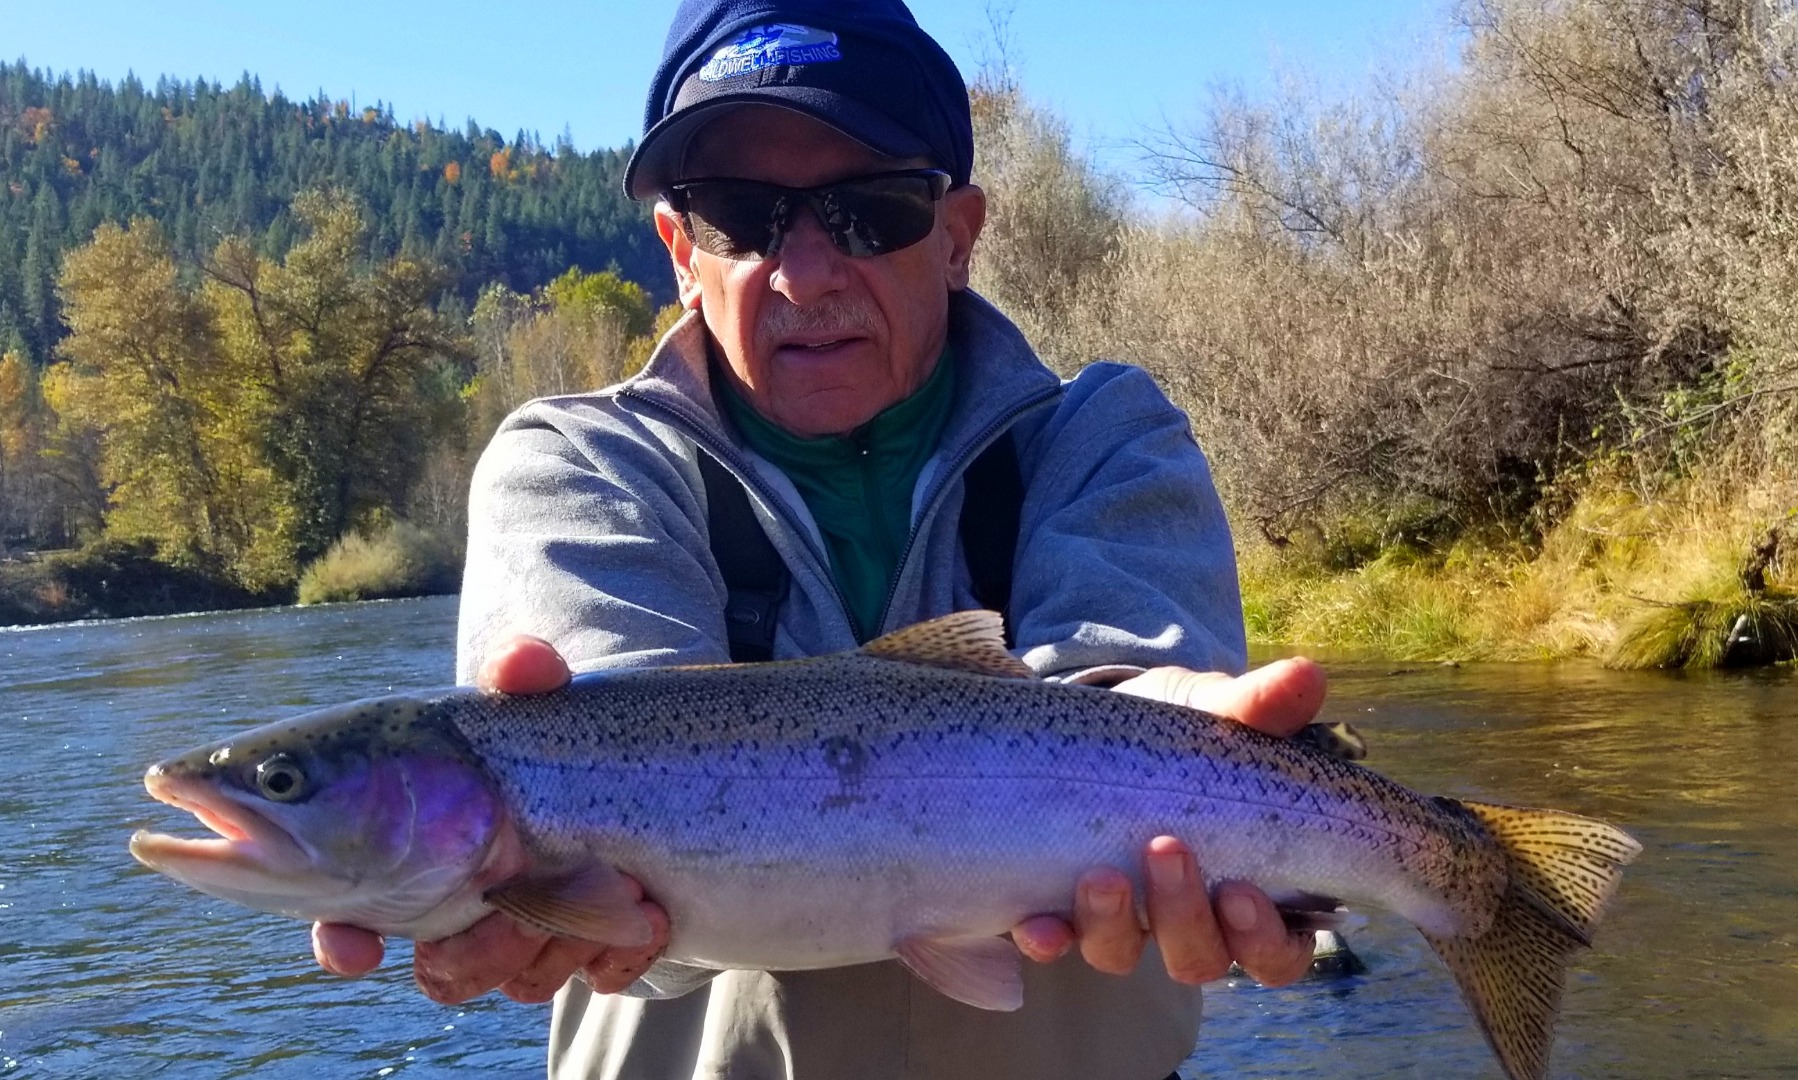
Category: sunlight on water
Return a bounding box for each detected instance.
[1,598,1793,1077]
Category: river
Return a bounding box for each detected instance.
[0,596,1792,1077]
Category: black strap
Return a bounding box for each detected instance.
[958,431,1024,643]
[696,450,787,663]
[699,434,1024,662]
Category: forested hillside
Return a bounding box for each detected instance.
[0,60,670,366]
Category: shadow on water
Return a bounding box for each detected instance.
[2,597,1793,1076]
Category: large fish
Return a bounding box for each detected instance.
[130,611,1638,1080]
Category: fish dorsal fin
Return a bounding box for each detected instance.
[895,933,1024,1011]
[859,611,1033,679]
[484,862,653,947]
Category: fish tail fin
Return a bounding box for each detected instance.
[1423,801,1641,1080]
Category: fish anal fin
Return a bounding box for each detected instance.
[860,611,1033,680]
[1269,890,1349,934]
[895,933,1024,1011]
[484,862,652,947]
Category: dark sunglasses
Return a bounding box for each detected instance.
[667,168,952,260]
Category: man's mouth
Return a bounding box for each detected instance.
[775,335,864,358]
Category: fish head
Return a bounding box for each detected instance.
[129,694,505,935]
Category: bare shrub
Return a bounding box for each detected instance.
[1045,0,1798,541]
[967,78,1128,370]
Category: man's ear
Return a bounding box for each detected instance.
[941,184,986,292]
[655,201,705,310]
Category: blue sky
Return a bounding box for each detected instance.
[9,1,1452,177]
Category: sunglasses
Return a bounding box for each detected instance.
[667,168,952,260]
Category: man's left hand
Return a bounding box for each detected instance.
[1010,657,1328,988]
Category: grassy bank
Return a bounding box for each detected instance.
[0,540,275,626]
[1240,479,1797,669]
[0,522,463,627]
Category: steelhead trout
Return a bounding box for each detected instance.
[130,611,1638,1080]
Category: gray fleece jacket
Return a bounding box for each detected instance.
[456,290,1247,1080]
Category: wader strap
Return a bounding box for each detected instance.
[958,430,1023,645]
[696,450,787,663]
[699,432,1026,662]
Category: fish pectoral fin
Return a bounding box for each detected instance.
[860,611,1034,679]
[484,863,653,947]
[895,933,1024,1011]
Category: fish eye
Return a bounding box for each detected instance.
[255,755,307,802]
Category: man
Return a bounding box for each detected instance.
[315,0,1326,1076]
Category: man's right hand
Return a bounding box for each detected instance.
[309,635,672,1004]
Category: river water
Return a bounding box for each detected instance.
[0,596,1792,1078]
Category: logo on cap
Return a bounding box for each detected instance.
[698,23,842,82]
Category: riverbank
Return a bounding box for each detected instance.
[0,525,460,627]
[0,541,274,627]
[1240,480,1797,669]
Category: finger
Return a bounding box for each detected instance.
[478,635,573,695]
[1143,837,1231,984]
[414,912,551,1004]
[1118,659,1326,738]
[1010,914,1076,965]
[1073,865,1146,976]
[313,922,384,977]
[500,935,610,1004]
[580,901,673,994]
[1215,882,1317,988]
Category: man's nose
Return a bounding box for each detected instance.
[767,204,849,306]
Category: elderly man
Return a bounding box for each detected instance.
[315,0,1327,1076]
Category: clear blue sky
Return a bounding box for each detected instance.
[9,1,1452,176]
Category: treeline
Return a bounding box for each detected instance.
[970,0,1794,661]
[0,187,669,620]
[0,60,671,368]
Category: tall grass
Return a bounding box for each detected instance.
[1240,474,1797,666]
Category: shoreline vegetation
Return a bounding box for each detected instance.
[3,0,1795,669]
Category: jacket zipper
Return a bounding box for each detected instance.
[872,385,1061,636]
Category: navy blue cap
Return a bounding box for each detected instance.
[625,0,974,200]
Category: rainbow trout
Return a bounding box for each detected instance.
[130,612,1638,1080]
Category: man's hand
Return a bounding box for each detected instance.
[309,635,672,1004]
[1010,657,1328,989]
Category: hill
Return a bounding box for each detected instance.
[0,59,671,366]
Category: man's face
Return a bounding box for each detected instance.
[654,106,985,437]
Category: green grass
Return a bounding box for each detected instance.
[1239,477,1797,668]
[1607,591,1798,669]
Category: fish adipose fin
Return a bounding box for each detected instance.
[895,933,1025,1011]
[484,862,653,947]
[1424,801,1642,1080]
[861,610,1034,680]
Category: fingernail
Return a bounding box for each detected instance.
[1148,851,1189,892]
[1221,891,1259,933]
[1088,885,1125,916]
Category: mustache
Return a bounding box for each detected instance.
[757,300,882,344]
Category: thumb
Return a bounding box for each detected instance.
[1114,657,1326,738]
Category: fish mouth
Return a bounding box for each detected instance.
[129,767,318,896]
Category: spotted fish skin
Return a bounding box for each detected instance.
[130,611,1638,1080]
[440,647,1510,969]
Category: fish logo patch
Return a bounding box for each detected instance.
[698,23,843,82]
